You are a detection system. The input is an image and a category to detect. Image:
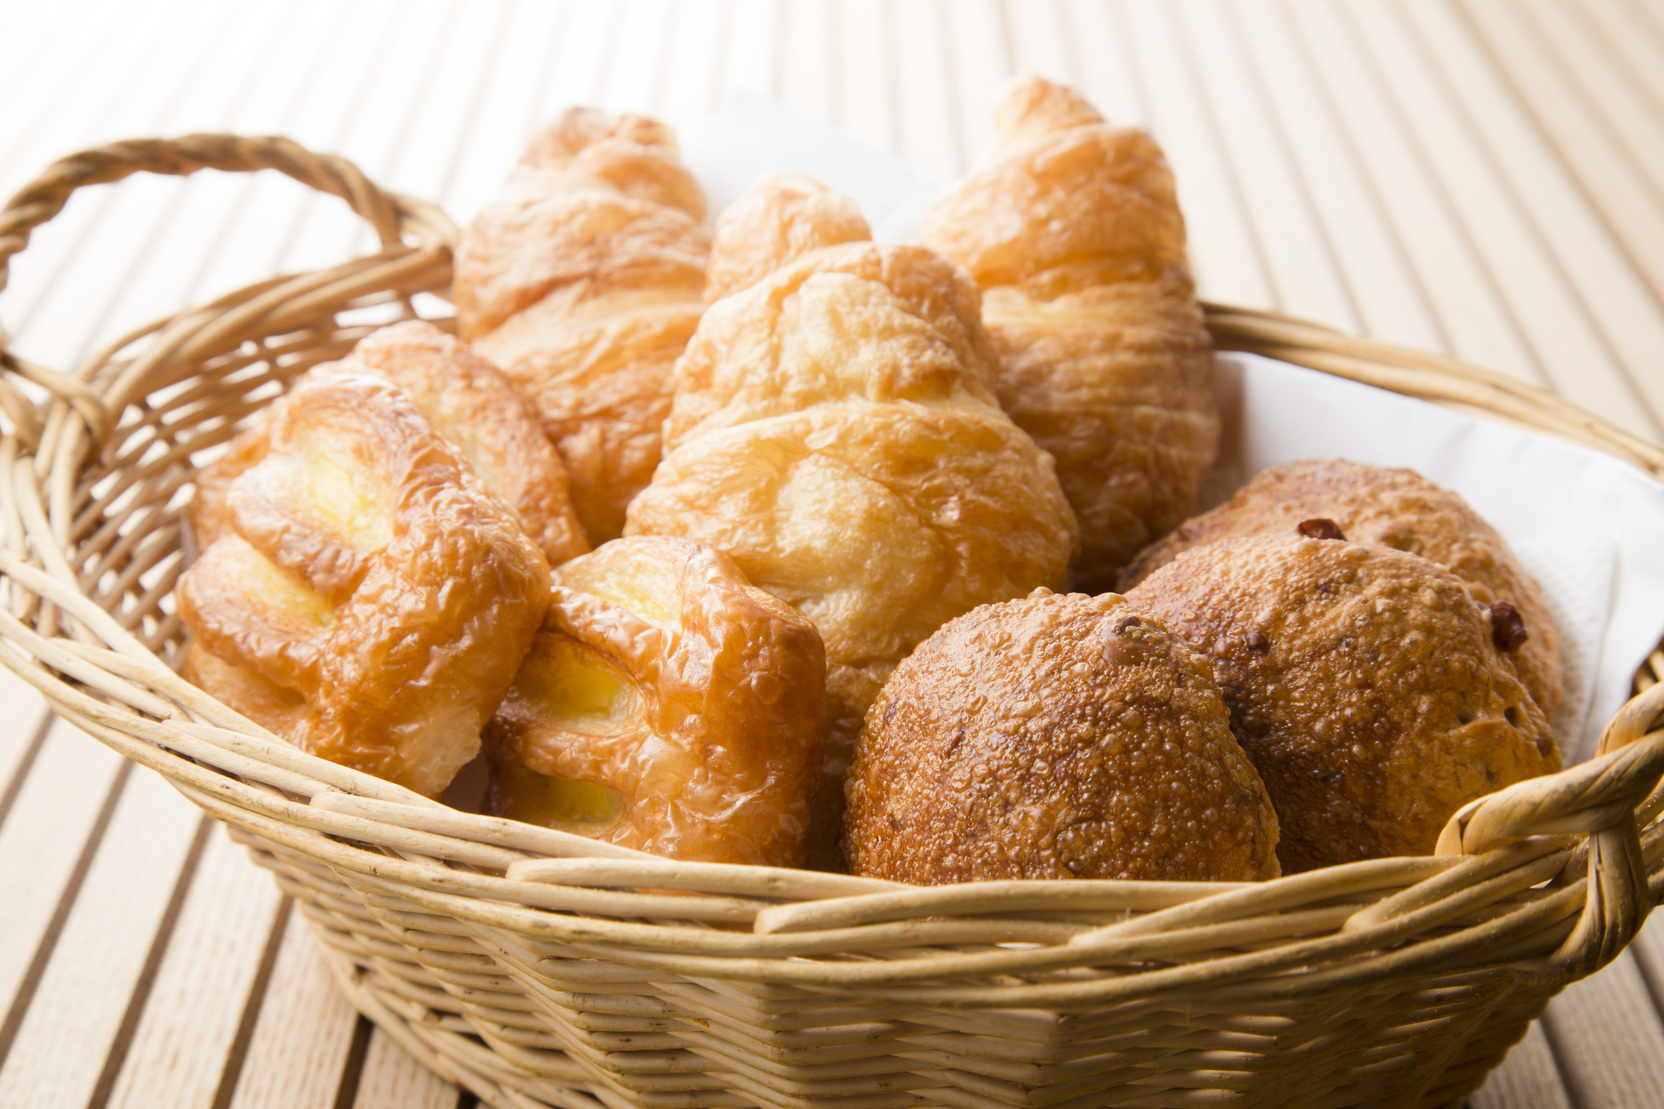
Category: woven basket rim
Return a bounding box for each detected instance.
[1,133,1661,1018]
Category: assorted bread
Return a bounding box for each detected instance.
[176,85,1569,882]
[624,172,1079,866]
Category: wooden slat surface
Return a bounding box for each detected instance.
[2,2,1663,1106]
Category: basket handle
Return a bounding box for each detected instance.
[1435,680,1664,977]
[0,134,458,448]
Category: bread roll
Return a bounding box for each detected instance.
[1127,535,1561,871]
[1119,458,1563,717]
[845,589,1280,884]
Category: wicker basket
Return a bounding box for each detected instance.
[2,135,1663,1109]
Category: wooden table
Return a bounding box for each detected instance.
[2,1,1662,1106]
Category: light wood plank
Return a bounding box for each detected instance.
[0,773,201,1108]
[1469,1021,1573,1109]
[226,912,360,1109]
[1457,0,1664,427]
[187,0,402,308]
[655,0,726,137]
[0,721,124,1023]
[1525,0,1664,232]
[1002,0,1073,88]
[839,0,897,154]
[1583,0,1664,137]
[1118,0,1273,308]
[383,0,515,213]
[537,0,612,117]
[1060,0,1145,126]
[284,0,465,273]
[892,0,963,179]
[602,0,672,118]
[720,0,782,100]
[1174,0,1358,331]
[778,0,835,124]
[0,0,161,198]
[1336,0,1651,430]
[1224,0,1444,351]
[0,4,88,192]
[940,0,1010,167]
[353,1029,458,1109]
[2,0,236,368]
[104,830,287,1109]
[71,0,327,366]
[1284,0,1543,383]
[1539,950,1664,1108]
[1393,0,1663,438]
[0,664,52,817]
[443,0,570,228]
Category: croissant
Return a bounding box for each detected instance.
[625,175,1078,867]
[485,536,825,866]
[918,74,1219,591]
[454,107,711,542]
[178,372,551,797]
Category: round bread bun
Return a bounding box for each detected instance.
[844,589,1280,884]
[1126,534,1562,873]
[1117,459,1563,718]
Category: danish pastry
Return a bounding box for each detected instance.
[178,371,551,797]
[187,320,588,568]
[845,590,1280,884]
[343,320,589,565]
[626,175,1079,868]
[455,107,711,542]
[485,536,825,867]
[1118,458,1563,716]
[1126,535,1561,872]
[918,74,1218,591]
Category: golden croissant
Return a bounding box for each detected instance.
[455,107,710,542]
[919,74,1219,591]
[625,174,1078,867]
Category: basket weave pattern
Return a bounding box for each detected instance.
[2,137,1663,1109]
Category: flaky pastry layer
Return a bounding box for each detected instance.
[486,537,825,867]
[456,107,711,542]
[919,75,1219,590]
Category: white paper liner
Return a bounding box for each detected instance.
[683,93,1664,766]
